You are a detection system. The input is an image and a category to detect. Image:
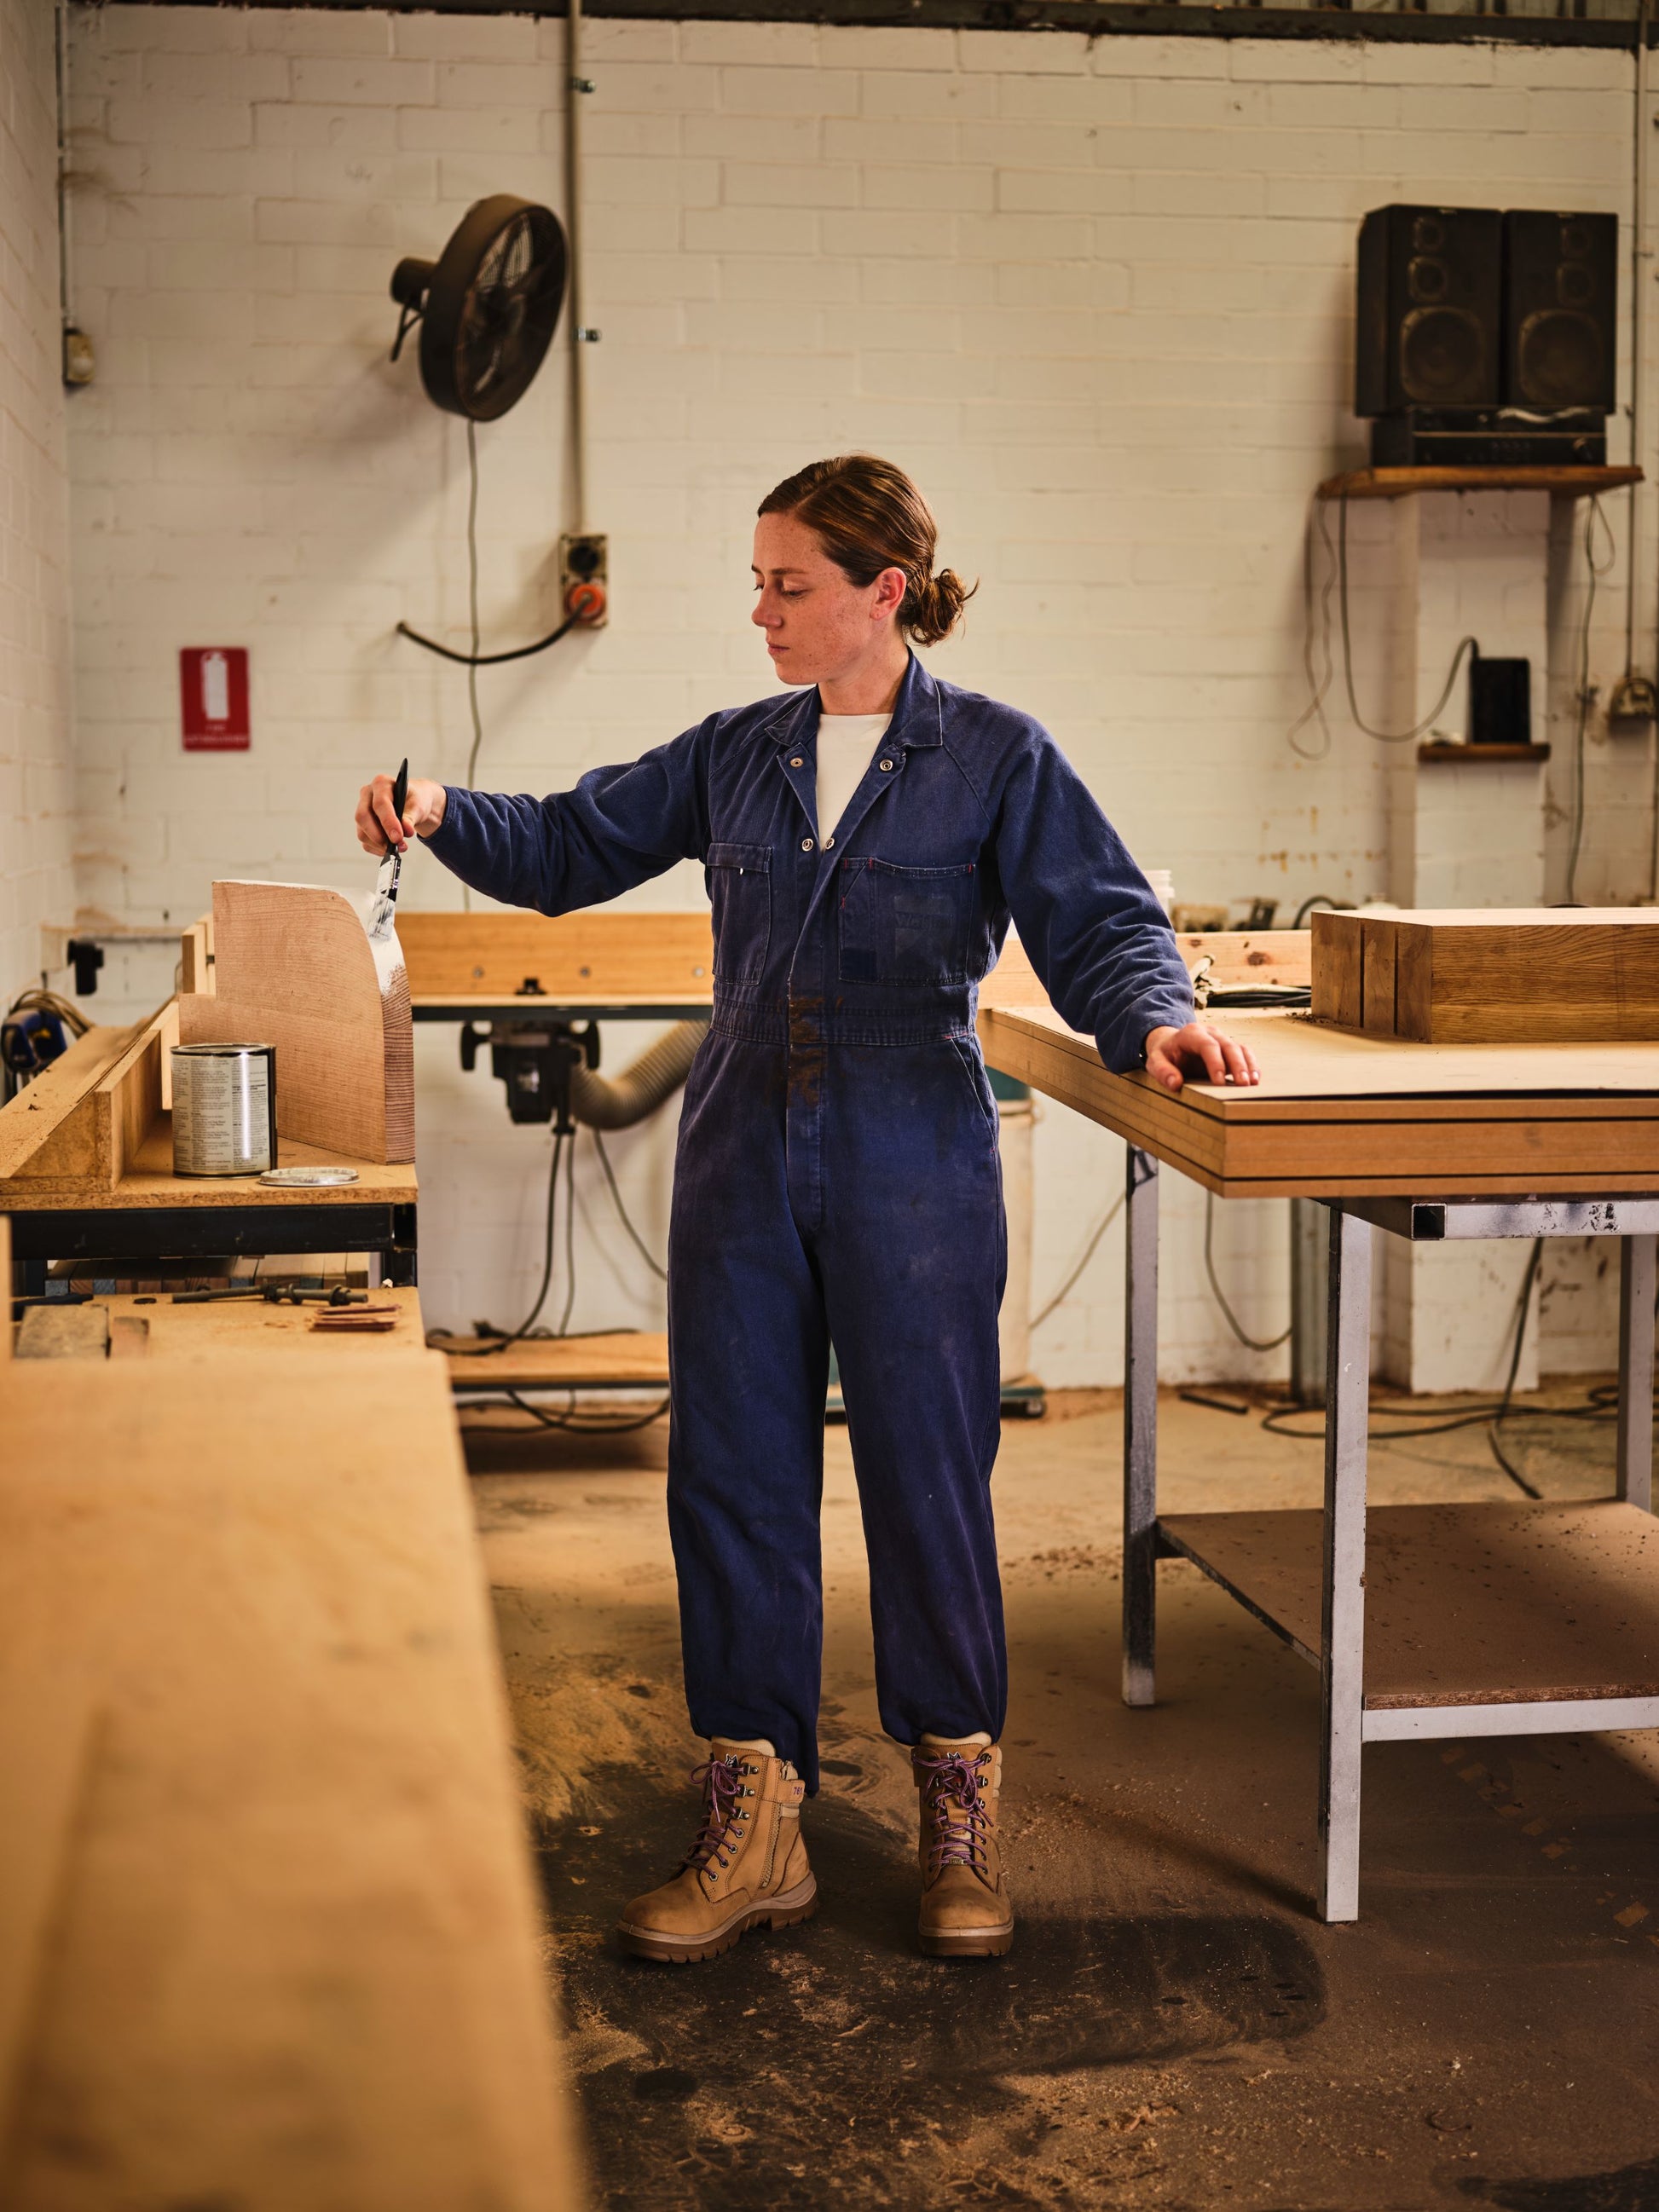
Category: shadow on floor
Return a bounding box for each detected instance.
[540,1759,1323,2209]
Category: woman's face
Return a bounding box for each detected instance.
[751,510,906,688]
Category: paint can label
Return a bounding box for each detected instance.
[171,1045,276,1176]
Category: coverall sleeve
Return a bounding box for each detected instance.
[421,724,710,915]
[991,731,1195,1075]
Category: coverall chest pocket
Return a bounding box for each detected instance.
[837,858,976,986]
[705,841,772,985]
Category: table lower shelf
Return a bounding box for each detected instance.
[442,1330,670,1392]
[1159,1502,1659,1738]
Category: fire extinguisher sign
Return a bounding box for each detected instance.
[180,647,250,750]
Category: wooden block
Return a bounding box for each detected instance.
[1,1216,9,1364]
[1309,911,1364,1028]
[1361,917,1397,1037]
[16,1305,111,1360]
[179,882,415,1165]
[399,909,713,1005]
[1,1354,583,2210]
[1384,910,1659,1044]
[1393,923,1434,1042]
[180,917,213,998]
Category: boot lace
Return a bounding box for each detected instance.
[678,1753,748,1878]
[916,1750,991,1880]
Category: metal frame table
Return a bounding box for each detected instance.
[1121,1158,1659,1921]
[977,999,1659,1925]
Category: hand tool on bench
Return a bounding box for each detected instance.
[367,757,409,942]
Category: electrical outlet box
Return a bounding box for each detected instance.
[559,532,608,627]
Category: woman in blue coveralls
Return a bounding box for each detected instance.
[358,454,1258,1966]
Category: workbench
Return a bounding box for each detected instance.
[977,996,1659,1923]
[0,1005,418,1294]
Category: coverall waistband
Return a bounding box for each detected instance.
[709,986,978,1048]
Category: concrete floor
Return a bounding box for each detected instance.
[465,1386,1659,2210]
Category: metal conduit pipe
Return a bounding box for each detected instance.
[569,1020,707,1130]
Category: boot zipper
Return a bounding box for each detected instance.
[760,1801,781,1889]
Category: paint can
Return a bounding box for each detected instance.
[171,1042,278,1176]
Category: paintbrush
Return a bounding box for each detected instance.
[367,756,408,941]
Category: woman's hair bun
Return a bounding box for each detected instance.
[906,566,974,649]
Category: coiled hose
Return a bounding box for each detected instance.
[568,1019,707,1129]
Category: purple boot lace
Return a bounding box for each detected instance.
[915,1749,991,1881]
[678,1752,748,1878]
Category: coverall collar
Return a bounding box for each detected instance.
[761,653,945,751]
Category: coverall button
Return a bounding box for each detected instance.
[824,835,835,849]
[879,758,894,771]
[801,836,815,852]
[789,756,804,768]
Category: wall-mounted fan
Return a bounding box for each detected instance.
[390,194,569,421]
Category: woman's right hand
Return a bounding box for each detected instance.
[356,773,448,856]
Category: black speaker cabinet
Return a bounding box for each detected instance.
[1468,653,1531,748]
[1356,205,1503,418]
[1502,210,1617,413]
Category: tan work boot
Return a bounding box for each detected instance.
[912,1738,1014,1957]
[616,1741,817,1964]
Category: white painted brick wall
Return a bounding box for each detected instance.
[57,6,1648,1388]
[0,0,75,1003]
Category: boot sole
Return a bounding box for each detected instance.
[919,1921,1014,1959]
[616,1874,818,1965]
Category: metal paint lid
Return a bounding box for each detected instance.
[257,1166,359,1187]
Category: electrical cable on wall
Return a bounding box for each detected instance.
[1336,494,1479,745]
[1287,497,1338,760]
[1203,1191,1292,1353]
[1030,1190,1125,1331]
[1564,494,1617,905]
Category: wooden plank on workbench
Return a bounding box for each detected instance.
[1162,1501,1659,1708]
[1,1352,583,2212]
[0,1113,417,1211]
[0,1025,140,1186]
[400,910,714,1005]
[1176,930,1311,991]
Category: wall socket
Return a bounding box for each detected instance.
[559,532,608,627]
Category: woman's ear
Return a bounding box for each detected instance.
[872,564,907,621]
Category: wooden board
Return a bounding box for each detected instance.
[0,1115,416,1213]
[1161,1502,1659,1709]
[1176,930,1309,991]
[0,1019,161,1192]
[444,1328,669,1391]
[85,1286,427,1358]
[1,1353,582,2211]
[1313,907,1659,1044]
[16,1305,112,1360]
[1317,465,1642,501]
[180,882,414,1165]
[400,909,714,1007]
[978,1002,1659,1198]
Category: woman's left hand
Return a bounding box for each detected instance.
[1143,1022,1260,1094]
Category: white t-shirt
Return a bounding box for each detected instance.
[815,713,892,840]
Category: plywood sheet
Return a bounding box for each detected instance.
[0,1115,416,1212]
[179,882,414,1165]
[1161,1502,1659,1709]
[978,1004,1659,1197]
[444,1328,669,1390]
[0,1352,582,2212]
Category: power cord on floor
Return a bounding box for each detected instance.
[436,1124,571,1355]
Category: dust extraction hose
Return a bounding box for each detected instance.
[569,1019,706,1130]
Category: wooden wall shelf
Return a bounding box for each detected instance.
[1417,741,1551,764]
[1318,465,1641,501]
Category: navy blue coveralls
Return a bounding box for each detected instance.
[427,655,1194,1792]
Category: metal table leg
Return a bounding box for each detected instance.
[1617,1234,1656,1513]
[1122,1147,1159,1708]
[1319,1204,1372,1923]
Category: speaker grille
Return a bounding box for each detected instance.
[1400,306,1488,405]
[1517,309,1606,410]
